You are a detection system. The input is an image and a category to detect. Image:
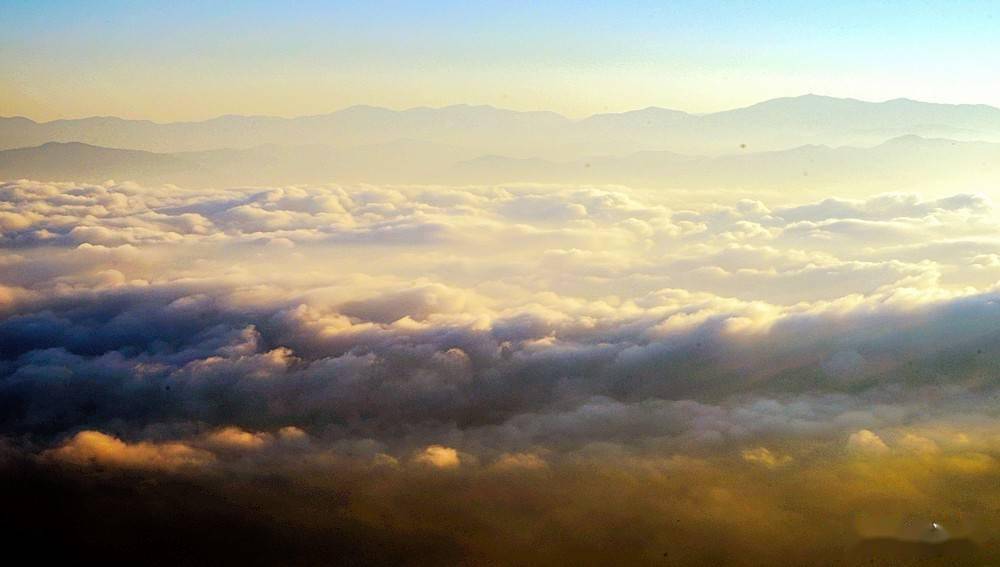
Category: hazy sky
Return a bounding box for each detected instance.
[3,0,1000,120]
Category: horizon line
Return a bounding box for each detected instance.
[5,93,999,126]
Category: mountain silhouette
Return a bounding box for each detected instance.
[4,95,1000,157]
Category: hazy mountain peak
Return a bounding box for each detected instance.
[337,104,396,114]
[741,93,866,110]
[585,106,690,122]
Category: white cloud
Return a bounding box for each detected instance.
[6,180,1000,464]
[847,429,891,456]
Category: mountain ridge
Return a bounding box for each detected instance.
[7,94,1000,126]
[4,134,999,193]
[5,94,1000,157]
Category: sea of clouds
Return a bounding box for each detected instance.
[4,179,1000,562]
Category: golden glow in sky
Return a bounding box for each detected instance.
[4,1,1000,120]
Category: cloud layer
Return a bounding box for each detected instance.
[5,179,1000,562]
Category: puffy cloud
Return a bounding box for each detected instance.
[2,181,1000,452]
[202,427,272,451]
[412,445,461,468]
[278,425,309,443]
[44,430,213,470]
[847,429,891,456]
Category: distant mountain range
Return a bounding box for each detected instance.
[4,95,1000,158]
[3,95,1000,189]
[3,135,999,192]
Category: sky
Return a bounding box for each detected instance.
[3,0,1000,121]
